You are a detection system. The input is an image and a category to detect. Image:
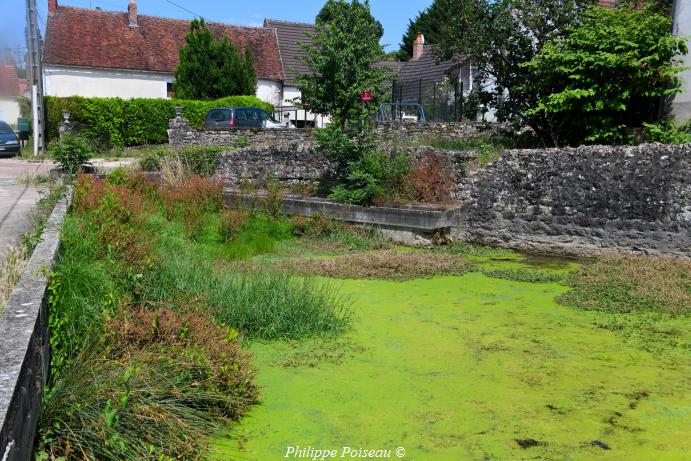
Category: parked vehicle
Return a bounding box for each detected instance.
[204,107,295,129]
[0,121,20,155]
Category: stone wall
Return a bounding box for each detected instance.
[460,144,691,257]
[168,116,314,148]
[0,190,71,461]
[216,142,333,188]
[167,116,510,149]
[374,121,514,145]
[215,142,477,195]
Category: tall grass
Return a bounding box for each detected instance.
[146,216,350,340]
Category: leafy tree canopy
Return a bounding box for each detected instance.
[434,0,589,121]
[525,5,687,145]
[174,19,257,100]
[298,0,387,123]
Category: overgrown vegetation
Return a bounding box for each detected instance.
[558,256,691,315]
[0,247,27,313]
[271,249,474,280]
[38,171,349,460]
[139,145,226,176]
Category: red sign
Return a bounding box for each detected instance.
[360,91,373,102]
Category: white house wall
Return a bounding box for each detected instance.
[276,85,328,128]
[45,66,284,109]
[0,99,21,128]
[256,79,282,107]
[44,66,171,99]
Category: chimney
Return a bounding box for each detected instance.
[412,33,425,60]
[48,0,58,15]
[128,0,138,28]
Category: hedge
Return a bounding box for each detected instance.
[45,95,273,149]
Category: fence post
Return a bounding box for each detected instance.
[418,78,422,105]
[454,81,459,121]
[432,84,436,122]
[460,82,464,122]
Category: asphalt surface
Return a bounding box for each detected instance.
[0,158,52,263]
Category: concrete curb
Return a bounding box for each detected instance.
[0,187,72,461]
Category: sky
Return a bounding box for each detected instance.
[0,0,434,64]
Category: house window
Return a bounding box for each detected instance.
[167,82,175,99]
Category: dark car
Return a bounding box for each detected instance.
[204,107,294,129]
[0,121,20,155]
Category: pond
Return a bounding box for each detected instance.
[211,252,689,460]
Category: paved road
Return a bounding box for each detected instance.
[0,158,53,262]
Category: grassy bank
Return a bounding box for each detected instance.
[37,172,349,460]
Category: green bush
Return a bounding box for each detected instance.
[642,119,691,144]
[329,151,411,206]
[525,5,688,145]
[46,95,273,149]
[49,134,93,176]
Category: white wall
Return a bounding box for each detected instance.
[0,99,20,128]
[45,66,286,110]
[673,0,691,122]
[256,79,282,107]
[277,85,328,128]
[45,66,171,99]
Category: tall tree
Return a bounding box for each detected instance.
[174,19,257,100]
[298,0,387,123]
[435,0,588,121]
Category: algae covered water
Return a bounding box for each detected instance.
[212,258,690,460]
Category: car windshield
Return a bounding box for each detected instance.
[0,122,13,134]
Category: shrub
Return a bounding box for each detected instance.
[235,135,249,148]
[46,95,273,148]
[106,166,129,186]
[525,5,688,145]
[407,153,455,203]
[642,119,691,144]
[49,134,93,176]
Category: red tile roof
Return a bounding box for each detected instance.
[43,6,283,81]
[0,63,20,99]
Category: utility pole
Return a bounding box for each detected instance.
[25,0,45,155]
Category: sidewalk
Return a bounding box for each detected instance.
[0,159,53,262]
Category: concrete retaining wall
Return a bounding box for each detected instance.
[0,190,71,461]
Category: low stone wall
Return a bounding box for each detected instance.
[461,144,691,257]
[0,190,71,461]
[374,121,514,145]
[167,116,510,149]
[168,116,314,148]
[215,143,477,195]
[216,142,333,188]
